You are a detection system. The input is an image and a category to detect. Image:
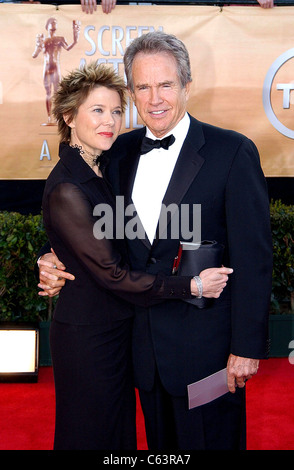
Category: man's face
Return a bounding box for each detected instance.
[130,51,190,138]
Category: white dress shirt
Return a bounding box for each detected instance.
[131,113,190,243]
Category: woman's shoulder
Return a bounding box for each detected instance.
[43,160,80,198]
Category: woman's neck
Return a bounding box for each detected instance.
[69,142,102,175]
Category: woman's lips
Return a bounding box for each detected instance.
[99,132,114,137]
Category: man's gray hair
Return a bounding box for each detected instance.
[124,31,192,92]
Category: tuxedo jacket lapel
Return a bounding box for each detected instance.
[119,128,152,249]
[119,129,144,204]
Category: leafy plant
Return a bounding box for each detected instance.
[270,200,294,313]
[0,211,54,322]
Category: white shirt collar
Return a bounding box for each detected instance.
[145,112,190,147]
[133,114,190,242]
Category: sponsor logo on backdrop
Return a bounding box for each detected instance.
[263,48,294,139]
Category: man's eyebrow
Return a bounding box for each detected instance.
[159,80,174,86]
[135,80,175,88]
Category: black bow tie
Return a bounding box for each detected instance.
[140,134,175,155]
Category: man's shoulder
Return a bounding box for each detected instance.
[191,115,250,145]
[117,127,145,144]
[108,127,145,158]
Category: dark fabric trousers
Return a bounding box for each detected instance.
[50,318,137,450]
[138,370,246,450]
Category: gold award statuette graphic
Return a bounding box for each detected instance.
[32,17,81,126]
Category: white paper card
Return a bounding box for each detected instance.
[188,368,229,409]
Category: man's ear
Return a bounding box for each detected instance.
[184,81,191,102]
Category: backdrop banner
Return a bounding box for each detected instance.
[0,4,294,179]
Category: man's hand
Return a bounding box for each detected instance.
[38,249,75,297]
[227,354,259,393]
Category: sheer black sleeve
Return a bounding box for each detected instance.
[37,241,51,259]
[45,182,192,307]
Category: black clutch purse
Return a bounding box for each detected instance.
[173,240,224,308]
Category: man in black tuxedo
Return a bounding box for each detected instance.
[38,32,272,450]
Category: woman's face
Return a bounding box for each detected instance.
[68,86,123,155]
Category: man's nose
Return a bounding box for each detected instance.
[149,87,163,105]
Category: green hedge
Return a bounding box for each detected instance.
[0,211,52,322]
[0,200,293,322]
[270,200,294,313]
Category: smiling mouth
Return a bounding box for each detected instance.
[149,110,167,116]
[99,132,114,137]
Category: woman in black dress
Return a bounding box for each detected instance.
[41,63,228,450]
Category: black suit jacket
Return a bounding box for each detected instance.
[107,115,273,396]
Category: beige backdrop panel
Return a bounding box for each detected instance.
[0,4,293,178]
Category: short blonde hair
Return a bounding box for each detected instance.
[52,62,127,143]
